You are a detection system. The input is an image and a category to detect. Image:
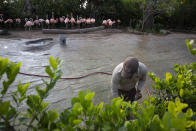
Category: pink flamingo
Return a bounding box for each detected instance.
[39,18,45,29]
[70,17,75,28]
[55,18,58,24]
[15,18,21,24]
[80,18,86,28]
[76,19,81,28]
[81,18,86,23]
[0,14,4,24]
[0,14,3,20]
[90,18,95,24]
[64,17,69,29]
[59,17,64,23]
[34,16,40,28]
[108,20,115,28]
[50,18,55,24]
[117,19,121,23]
[4,18,13,28]
[76,19,81,24]
[45,15,50,28]
[86,18,91,24]
[107,19,111,23]
[50,12,56,28]
[90,18,95,26]
[4,18,13,24]
[102,20,107,26]
[64,17,69,24]
[15,18,21,28]
[24,18,34,31]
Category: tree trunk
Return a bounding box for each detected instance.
[24,0,32,16]
[142,12,154,31]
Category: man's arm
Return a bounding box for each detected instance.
[137,63,147,91]
[111,72,121,98]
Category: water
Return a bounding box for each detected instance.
[0,31,195,111]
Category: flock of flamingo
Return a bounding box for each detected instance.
[0,13,121,31]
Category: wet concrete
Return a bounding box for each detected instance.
[0,30,195,111]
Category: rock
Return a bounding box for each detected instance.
[0,29,8,35]
[160,29,170,34]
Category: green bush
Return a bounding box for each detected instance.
[149,40,196,112]
[0,54,195,130]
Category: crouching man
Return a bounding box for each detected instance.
[111,57,147,102]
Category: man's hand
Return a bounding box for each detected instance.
[135,90,142,100]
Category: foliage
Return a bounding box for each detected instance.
[1,0,196,30]
[0,54,195,130]
[0,56,62,130]
[149,40,196,112]
[186,40,196,55]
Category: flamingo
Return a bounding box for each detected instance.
[107,19,111,23]
[76,19,81,25]
[70,17,75,23]
[90,18,95,27]
[81,18,86,23]
[102,20,107,26]
[4,18,13,24]
[50,18,55,24]
[59,17,64,23]
[24,18,34,31]
[15,18,21,24]
[117,19,121,23]
[39,19,45,29]
[34,16,40,28]
[86,18,91,24]
[76,19,81,28]
[4,18,13,28]
[70,17,75,28]
[0,14,4,24]
[90,18,95,24]
[45,15,50,28]
[108,20,114,28]
[34,19,40,26]
[0,19,3,23]
[64,17,69,24]
[45,19,50,28]
[55,18,58,24]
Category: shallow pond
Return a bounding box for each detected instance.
[0,31,195,111]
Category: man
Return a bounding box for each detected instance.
[59,34,66,45]
[111,57,147,101]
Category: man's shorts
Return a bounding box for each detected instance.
[118,88,136,102]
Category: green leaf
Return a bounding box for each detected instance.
[85,92,95,101]
[35,86,46,99]
[186,121,194,128]
[0,57,9,79]
[185,40,192,50]
[185,108,193,118]
[49,57,57,70]
[168,101,175,115]
[73,119,82,126]
[27,95,41,109]
[72,103,83,116]
[150,115,162,131]
[179,89,184,97]
[45,66,54,79]
[165,72,172,82]
[48,109,59,123]
[18,83,30,97]
[7,106,16,120]
[0,101,10,115]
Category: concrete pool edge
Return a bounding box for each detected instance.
[42,26,105,34]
